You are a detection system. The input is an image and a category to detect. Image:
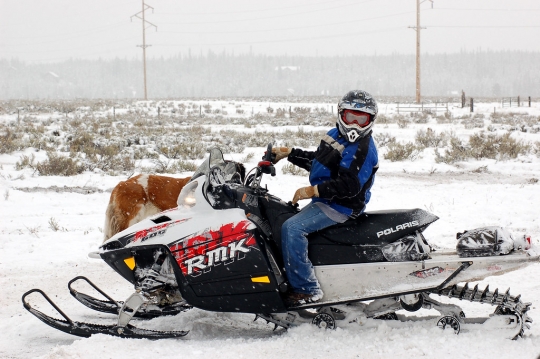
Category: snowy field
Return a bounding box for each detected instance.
[1,99,540,359]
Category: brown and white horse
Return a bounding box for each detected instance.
[103,174,191,242]
[103,163,245,242]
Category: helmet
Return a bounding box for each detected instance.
[337,90,378,142]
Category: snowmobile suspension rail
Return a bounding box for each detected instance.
[430,282,533,339]
[67,276,191,319]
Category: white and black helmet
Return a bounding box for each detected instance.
[337,90,378,142]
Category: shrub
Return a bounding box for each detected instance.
[397,116,410,129]
[36,152,85,176]
[384,142,421,162]
[168,160,198,173]
[377,114,395,125]
[134,147,159,160]
[435,136,470,164]
[409,111,430,124]
[373,132,396,148]
[69,132,95,154]
[275,108,287,118]
[15,154,36,170]
[435,112,453,124]
[463,114,485,129]
[282,163,307,176]
[415,128,449,148]
[241,152,255,163]
[0,127,21,154]
[469,132,530,160]
[535,141,540,157]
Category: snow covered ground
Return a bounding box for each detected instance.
[1,100,540,359]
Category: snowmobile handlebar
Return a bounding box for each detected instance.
[258,143,276,177]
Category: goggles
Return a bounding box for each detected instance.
[341,110,371,127]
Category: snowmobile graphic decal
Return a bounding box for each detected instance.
[409,266,445,279]
[132,218,191,243]
[168,221,257,276]
[377,220,420,238]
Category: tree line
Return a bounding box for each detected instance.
[1,50,539,100]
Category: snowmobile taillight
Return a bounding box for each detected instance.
[124,256,136,270]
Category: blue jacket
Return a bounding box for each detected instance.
[287,128,378,216]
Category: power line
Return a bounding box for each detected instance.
[153,26,403,47]
[158,10,413,35]
[4,22,131,44]
[5,35,140,54]
[158,1,377,25]
[434,7,540,12]
[427,25,540,28]
[154,0,376,16]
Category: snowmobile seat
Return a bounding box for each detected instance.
[311,208,438,246]
[307,208,438,265]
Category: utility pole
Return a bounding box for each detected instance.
[409,0,433,104]
[131,1,157,100]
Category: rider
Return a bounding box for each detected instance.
[272,90,379,306]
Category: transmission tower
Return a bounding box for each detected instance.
[131,0,157,100]
[409,0,433,103]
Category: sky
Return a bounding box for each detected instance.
[1,0,540,63]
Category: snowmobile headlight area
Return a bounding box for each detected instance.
[178,181,198,208]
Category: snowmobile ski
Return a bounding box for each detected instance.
[68,276,192,318]
[22,289,189,339]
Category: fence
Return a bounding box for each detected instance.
[396,102,449,114]
[502,96,532,108]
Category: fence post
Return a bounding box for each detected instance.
[199,106,202,117]
[289,106,291,117]
[470,98,474,113]
[529,96,532,107]
[461,90,466,108]
[510,98,512,107]
[397,102,400,114]
[518,96,520,107]
[158,106,160,119]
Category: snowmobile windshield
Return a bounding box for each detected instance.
[190,147,226,182]
[190,147,240,185]
[188,148,243,209]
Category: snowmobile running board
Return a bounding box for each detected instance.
[68,276,192,319]
[22,289,189,339]
[287,261,473,311]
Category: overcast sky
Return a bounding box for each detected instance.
[1,0,540,63]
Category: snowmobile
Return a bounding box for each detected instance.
[23,145,539,340]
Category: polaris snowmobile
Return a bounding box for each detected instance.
[23,145,539,340]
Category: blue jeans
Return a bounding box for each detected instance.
[281,202,338,295]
